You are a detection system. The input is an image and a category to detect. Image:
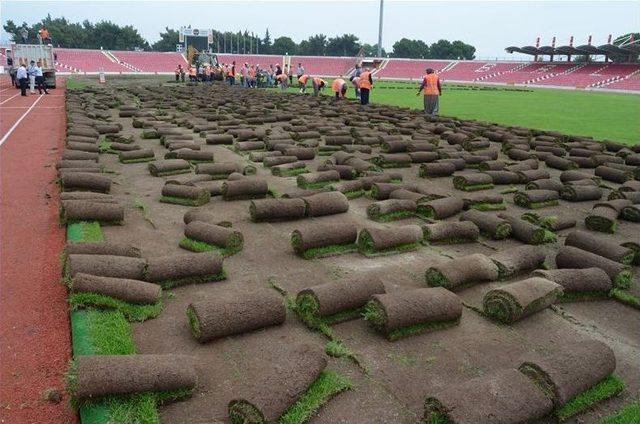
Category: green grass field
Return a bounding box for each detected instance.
[275,80,640,144]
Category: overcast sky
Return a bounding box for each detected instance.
[1,1,638,59]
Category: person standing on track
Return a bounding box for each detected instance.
[417,68,442,116]
[27,60,37,94]
[16,64,28,96]
[331,78,348,99]
[358,68,373,105]
[7,54,15,87]
[34,60,49,95]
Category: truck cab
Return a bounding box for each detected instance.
[8,44,56,88]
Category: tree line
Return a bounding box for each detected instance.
[3,15,477,59]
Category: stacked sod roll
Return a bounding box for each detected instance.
[482,277,563,323]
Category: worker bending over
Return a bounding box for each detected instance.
[298,74,310,93]
[358,68,373,105]
[312,77,326,96]
[331,78,348,99]
[276,72,289,91]
[417,68,442,115]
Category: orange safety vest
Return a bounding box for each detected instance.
[422,73,440,96]
[313,77,324,87]
[277,73,288,82]
[189,67,196,76]
[175,67,181,75]
[248,67,256,77]
[332,78,346,92]
[359,71,372,89]
[298,74,309,84]
[228,66,235,77]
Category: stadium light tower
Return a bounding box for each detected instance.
[377,0,384,57]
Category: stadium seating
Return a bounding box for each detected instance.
[535,63,639,88]
[375,60,451,79]
[54,48,128,72]
[603,70,640,90]
[216,54,282,68]
[110,50,186,72]
[290,56,355,77]
[439,61,522,82]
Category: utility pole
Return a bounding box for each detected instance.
[377,0,384,57]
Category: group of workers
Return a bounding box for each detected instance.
[173,59,442,115]
[13,60,49,96]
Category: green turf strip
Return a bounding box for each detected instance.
[342,189,365,199]
[613,271,633,290]
[468,201,507,211]
[150,169,191,177]
[513,195,559,209]
[179,237,242,257]
[67,221,104,243]
[296,293,363,330]
[367,210,416,222]
[159,195,209,206]
[357,232,420,257]
[452,179,494,192]
[271,167,309,177]
[291,232,357,259]
[586,216,618,234]
[156,269,227,289]
[69,292,163,322]
[555,375,626,422]
[610,288,640,309]
[599,399,640,424]
[297,179,339,190]
[120,157,155,164]
[557,291,611,303]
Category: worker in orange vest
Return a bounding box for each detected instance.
[312,77,326,96]
[417,68,442,115]
[248,65,257,88]
[175,65,182,82]
[298,74,310,93]
[331,78,348,99]
[358,68,373,105]
[276,72,289,91]
[227,61,236,86]
[188,66,197,82]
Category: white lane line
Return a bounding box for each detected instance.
[0,93,20,105]
[0,87,14,93]
[1,106,64,109]
[0,95,44,148]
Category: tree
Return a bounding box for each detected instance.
[361,43,387,57]
[391,38,429,58]
[611,33,640,63]
[261,28,272,54]
[428,39,454,59]
[152,27,179,51]
[271,36,297,55]
[326,34,360,57]
[298,34,327,56]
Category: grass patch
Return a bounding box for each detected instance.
[120,157,155,164]
[291,232,357,259]
[557,290,611,303]
[585,215,618,234]
[69,292,163,322]
[178,237,241,256]
[66,78,89,90]
[452,177,494,192]
[367,209,416,222]
[134,198,156,228]
[513,193,559,209]
[599,399,640,424]
[468,201,507,211]
[156,269,227,289]
[614,271,633,290]
[67,221,104,243]
[159,194,210,206]
[555,375,626,422]
[271,166,309,177]
[610,288,640,309]
[357,230,420,257]
[499,186,519,194]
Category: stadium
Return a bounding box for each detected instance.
[1,1,639,424]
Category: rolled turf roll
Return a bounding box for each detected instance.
[146,251,225,288]
[545,155,578,171]
[565,230,634,264]
[60,201,124,224]
[460,209,512,239]
[330,180,365,198]
[160,184,210,206]
[452,173,494,191]
[621,180,640,192]
[187,289,285,342]
[71,273,161,304]
[507,148,534,161]
[367,199,417,222]
[66,242,140,257]
[556,246,632,288]
[296,170,340,189]
[483,277,562,323]
[425,253,498,289]
[317,164,358,180]
[595,165,633,183]
[560,184,603,202]
[359,173,401,189]
[423,369,553,424]
[610,191,640,203]
[370,183,407,200]
[221,179,269,200]
[559,170,597,183]
[296,276,386,324]
[372,153,412,168]
[68,127,99,138]
[60,192,114,202]
[533,268,612,297]
[66,254,146,280]
[490,245,547,279]
[118,148,155,163]
[291,223,358,259]
[62,150,99,161]
[271,161,308,177]
[234,141,266,152]
[148,159,191,177]
[585,201,629,234]
[483,170,520,185]
[283,147,316,160]
[71,354,196,399]
[478,160,506,171]
[250,198,307,222]
[567,156,596,168]
[381,140,409,152]
[206,134,234,145]
[521,213,576,232]
[61,173,111,194]
[408,151,438,163]
[462,193,506,211]
[249,151,282,162]
[418,197,464,219]
[168,149,214,163]
[498,212,556,244]
[525,179,564,194]
[621,204,640,222]
[419,162,456,177]
[439,158,466,171]
[263,155,298,167]
[227,344,327,424]
[303,192,349,217]
[67,142,100,153]
[95,123,122,134]
[357,225,423,256]
[389,188,441,204]
[514,189,559,209]
[196,162,254,178]
[422,221,479,244]
[364,287,461,341]
[517,169,550,183]
[182,221,243,254]
[518,340,617,408]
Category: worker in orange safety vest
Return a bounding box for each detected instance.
[331,78,348,99]
[417,68,442,115]
[312,77,326,96]
[358,68,373,105]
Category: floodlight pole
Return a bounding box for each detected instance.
[377,0,384,57]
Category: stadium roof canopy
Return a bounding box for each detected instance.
[505,43,640,56]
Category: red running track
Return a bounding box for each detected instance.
[0,79,77,423]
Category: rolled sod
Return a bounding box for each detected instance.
[291,223,358,259]
[517,169,550,183]
[197,162,255,179]
[585,205,624,234]
[462,193,506,211]
[526,178,564,192]
[206,134,234,145]
[533,268,612,298]
[508,148,534,161]
[61,201,124,225]
[71,273,161,304]
[422,221,479,244]
[182,221,243,255]
[160,184,210,206]
[559,170,596,183]
[545,155,578,171]
[234,141,266,152]
[317,164,358,180]
[611,191,640,203]
[452,173,494,191]
[68,127,99,138]
[372,153,412,168]
[595,165,633,183]
[283,147,316,160]
[556,246,633,288]
[514,189,559,209]
[227,344,327,424]
[363,287,462,341]
[565,230,634,264]
[621,240,640,265]
[296,170,340,189]
[560,185,603,202]
[490,245,547,279]
[263,155,298,167]
[370,183,409,200]
[249,151,282,162]
[621,204,640,222]
[148,159,191,177]
[62,150,99,161]
[67,142,100,153]
[271,161,308,177]
[460,209,512,239]
[389,188,440,204]
[419,162,456,178]
[61,173,111,194]
[359,173,401,189]
[66,242,140,257]
[249,198,306,222]
[296,276,386,325]
[423,369,553,424]
[168,149,214,163]
[367,199,417,222]
[145,252,225,289]
[71,354,196,399]
[95,123,122,134]
[357,225,423,256]
[118,149,155,164]
[220,179,268,201]
[418,197,464,219]
[498,213,557,245]
[518,340,619,416]
[621,180,640,192]
[483,277,563,323]
[66,254,146,280]
[57,159,99,170]
[425,253,499,290]
[303,192,349,217]
[330,180,365,199]
[478,160,506,171]
[483,170,521,185]
[187,289,285,342]
[408,151,438,163]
